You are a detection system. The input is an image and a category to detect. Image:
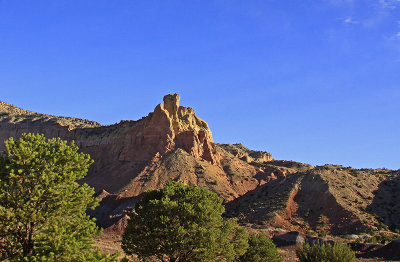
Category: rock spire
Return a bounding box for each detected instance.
[118,93,219,164]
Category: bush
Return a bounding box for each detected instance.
[296,242,358,262]
[122,181,249,262]
[0,134,116,261]
[365,233,398,244]
[239,233,282,262]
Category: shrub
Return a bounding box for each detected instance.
[0,134,116,261]
[239,233,282,262]
[319,231,327,237]
[296,242,358,262]
[122,181,249,262]
[365,233,398,244]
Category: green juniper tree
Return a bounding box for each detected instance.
[122,181,249,262]
[296,242,359,262]
[239,233,282,262]
[0,133,116,261]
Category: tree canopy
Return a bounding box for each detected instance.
[239,233,282,262]
[296,242,359,262]
[0,133,116,261]
[122,181,249,262]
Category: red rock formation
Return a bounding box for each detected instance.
[118,93,220,164]
[0,94,270,199]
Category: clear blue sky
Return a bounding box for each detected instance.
[1,0,399,169]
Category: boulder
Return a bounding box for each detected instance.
[349,242,383,253]
[306,236,335,246]
[273,231,305,246]
[346,234,371,240]
[364,239,400,260]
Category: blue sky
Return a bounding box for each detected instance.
[0,0,399,169]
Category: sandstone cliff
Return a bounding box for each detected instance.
[0,95,276,200]
[3,96,399,238]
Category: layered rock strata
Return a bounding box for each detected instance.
[3,96,398,237]
[0,94,274,199]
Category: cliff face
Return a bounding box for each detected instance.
[3,96,398,237]
[0,95,274,199]
[117,94,219,164]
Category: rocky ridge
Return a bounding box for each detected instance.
[226,165,400,236]
[0,95,282,228]
[0,101,101,129]
[1,95,399,242]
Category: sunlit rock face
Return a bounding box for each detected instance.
[0,95,276,200]
[118,93,220,165]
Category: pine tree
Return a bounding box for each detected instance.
[0,133,116,261]
[122,181,249,262]
[296,242,359,262]
[239,233,282,262]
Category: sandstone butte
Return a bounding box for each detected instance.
[0,94,278,229]
[1,94,400,240]
[0,94,274,199]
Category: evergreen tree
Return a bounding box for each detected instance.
[0,133,116,261]
[239,233,282,262]
[296,242,359,262]
[122,181,249,262]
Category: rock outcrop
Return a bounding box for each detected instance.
[364,239,400,260]
[2,95,400,243]
[1,95,279,229]
[225,165,400,235]
[117,93,220,164]
[0,94,274,200]
[273,231,305,247]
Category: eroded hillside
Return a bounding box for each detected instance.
[1,95,399,237]
[226,165,400,235]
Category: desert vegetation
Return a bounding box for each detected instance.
[0,134,116,261]
[1,97,400,261]
[239,233,282,262]
[120,181,288,261]
[296,242,358,262]
[0,134,285,261]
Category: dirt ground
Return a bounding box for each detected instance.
[278,245,400,262]
[95,232,123,257]
[96,232,400,262]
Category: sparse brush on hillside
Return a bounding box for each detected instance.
[296,242,358,262]
[365,232,399,244]
[0,134,117,261]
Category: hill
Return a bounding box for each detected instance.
[226,165,400,235]
[1,95,399,238]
